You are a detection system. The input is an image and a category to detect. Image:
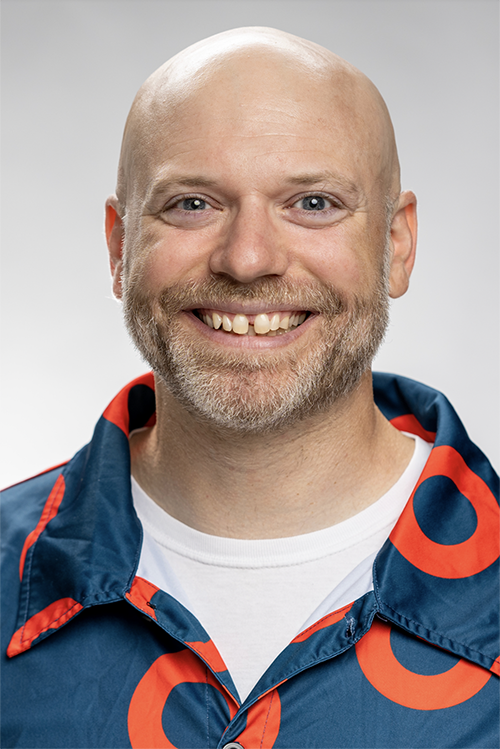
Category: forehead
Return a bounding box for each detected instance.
[125,50,389,202]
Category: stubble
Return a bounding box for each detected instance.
[122,266,390,433]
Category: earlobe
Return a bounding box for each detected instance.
[105,196,125,300]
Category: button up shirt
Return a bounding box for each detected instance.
[2,373,498,748]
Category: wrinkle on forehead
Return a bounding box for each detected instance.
[117,27,400,211]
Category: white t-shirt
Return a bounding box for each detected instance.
[132,434,432,702]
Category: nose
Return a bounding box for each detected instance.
[209,198,289,283]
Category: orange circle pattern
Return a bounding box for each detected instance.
[128,650,237,748]
[389,446,499,578]
[355,618,491,710]
[236,689,281,747]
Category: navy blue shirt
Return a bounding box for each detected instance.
[2,373,498,748]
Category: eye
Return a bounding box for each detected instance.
[180,198,207,211]
[286,192,347,227]
[296,195,331,211]
[160,194,219,227]
[298,195,331,211]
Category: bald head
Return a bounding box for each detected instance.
[116,27,400,212]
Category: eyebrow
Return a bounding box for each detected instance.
[285,172,361,197]
[165,177,218,188]
[146,176,217,203]
[145,171,362,205]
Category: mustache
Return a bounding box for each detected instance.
[146,276,350,317]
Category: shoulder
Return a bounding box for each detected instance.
[1,465,67,547]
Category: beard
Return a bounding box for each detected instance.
[122,264,390,434]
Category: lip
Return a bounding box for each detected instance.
[182,310,317,348]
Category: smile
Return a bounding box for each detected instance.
[194,309,309,337]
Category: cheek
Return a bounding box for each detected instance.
[298,224,372,291]
[125,222,211,292]
[307,213,389,294]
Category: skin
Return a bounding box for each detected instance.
[105,27,417,539]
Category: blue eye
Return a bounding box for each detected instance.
[300,196,328,211]
[181,198,206,210]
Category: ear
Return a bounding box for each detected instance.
[388,191,417,299]
[105,196,125,300]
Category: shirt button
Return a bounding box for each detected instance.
[222,744,244,749]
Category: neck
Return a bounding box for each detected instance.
[130,371,414,538]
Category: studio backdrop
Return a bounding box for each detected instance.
[1,0,498,486]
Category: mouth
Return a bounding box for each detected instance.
[192,309,311,337]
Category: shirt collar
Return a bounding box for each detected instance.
[373,373,499,673]
[7,374,154,657]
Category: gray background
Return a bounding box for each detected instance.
[1,0,498,487]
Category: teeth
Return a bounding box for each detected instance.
[200,311,308,336]
[254,313,271,335]
[232,314,249,335]
[270,313,280,331]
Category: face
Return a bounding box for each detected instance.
[114,60,396,432]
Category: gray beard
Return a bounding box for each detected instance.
[122,272,390,434]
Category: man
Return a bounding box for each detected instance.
[2,26,498,748]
